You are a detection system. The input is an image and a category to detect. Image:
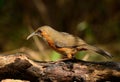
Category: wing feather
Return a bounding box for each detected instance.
[54,32,86,48]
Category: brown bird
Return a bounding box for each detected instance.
[27,26,112,59]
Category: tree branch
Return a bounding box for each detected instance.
[0,54,120,82]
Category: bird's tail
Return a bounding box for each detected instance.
[87,45,112,58]
[77,44,112,58]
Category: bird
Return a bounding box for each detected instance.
[27,26,112,59]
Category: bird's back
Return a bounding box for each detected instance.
[52,32,86,48]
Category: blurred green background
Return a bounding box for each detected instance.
[0,0,120,61]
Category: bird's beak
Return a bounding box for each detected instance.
[27,32,38,40]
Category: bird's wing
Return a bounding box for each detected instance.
[54,32,85,48]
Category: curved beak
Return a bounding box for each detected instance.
[27,32,38,40]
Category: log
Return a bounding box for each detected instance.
[0,54,120,82]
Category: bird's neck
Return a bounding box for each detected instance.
[41,32,56,49]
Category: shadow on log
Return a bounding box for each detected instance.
[0,54,120,82]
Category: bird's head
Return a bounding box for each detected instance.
[27,26,55,40]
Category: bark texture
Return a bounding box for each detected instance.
[0,54,120,82]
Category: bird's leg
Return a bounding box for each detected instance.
[67,53,72,59]
[58,55,72,62]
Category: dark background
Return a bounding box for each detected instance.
[0,0,120,61]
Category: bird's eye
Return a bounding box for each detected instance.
[37,30,42,34]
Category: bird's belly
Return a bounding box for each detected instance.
[47,41,76,57]
[55,47,76,56]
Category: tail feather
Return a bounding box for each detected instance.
[88,45,112,58]
[95,48,112,58]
